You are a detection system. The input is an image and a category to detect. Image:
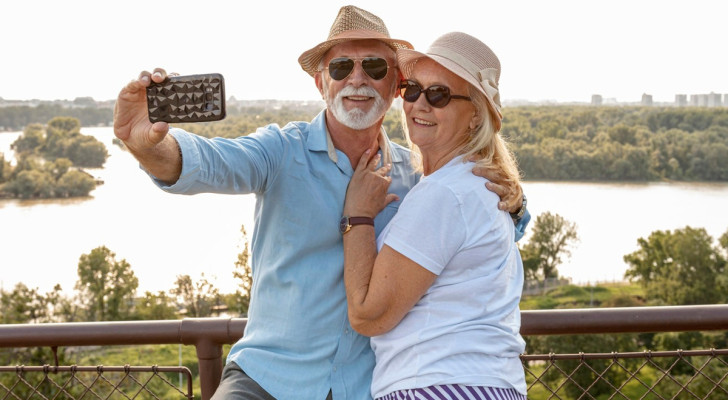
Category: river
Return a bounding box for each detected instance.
[1,127,727,295]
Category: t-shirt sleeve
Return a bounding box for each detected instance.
[382,181,466,275]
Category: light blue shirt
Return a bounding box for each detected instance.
[153,110,530,399]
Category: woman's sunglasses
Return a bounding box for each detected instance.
[399,80,472,108]
[326,57,389,81]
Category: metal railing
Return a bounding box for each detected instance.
[1,305,728,399]
[0,365,193,400]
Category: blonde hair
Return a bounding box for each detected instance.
[403,85,521,193]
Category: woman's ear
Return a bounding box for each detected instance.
[469,112,479,131]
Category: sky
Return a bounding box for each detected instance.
[2,0,726,104]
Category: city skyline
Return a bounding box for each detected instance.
[2,0,727,103]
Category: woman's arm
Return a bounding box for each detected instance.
[342,148,436,336]
[343,236,436,336]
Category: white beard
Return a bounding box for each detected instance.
[324,84,389,130]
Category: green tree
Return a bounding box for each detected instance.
[135,291,178,320]
[12,123,45,153]
[75,246,139,321]
[46,157,72,181]
[0,283,67,324]
[519,212,579,280]
[4,169,54,198]
[56,169,95,197]
[170,274,221,317]
[228,225,253,316]
[624,227,728,305]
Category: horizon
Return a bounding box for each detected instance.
[2,0,727,104]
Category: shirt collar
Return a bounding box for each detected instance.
[309,110,402,165]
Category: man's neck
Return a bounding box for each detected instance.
[325,110,383,168]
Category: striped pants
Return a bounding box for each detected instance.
[376,384,526,400]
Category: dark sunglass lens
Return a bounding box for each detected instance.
[426,86,451,108]
[402,82,422,102]
[362,58,388,80]
[328,58,354,80]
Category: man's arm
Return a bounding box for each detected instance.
[113,68,182,184]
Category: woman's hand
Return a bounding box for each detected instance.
[344,147,400,218]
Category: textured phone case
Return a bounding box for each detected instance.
[146,73,226,123]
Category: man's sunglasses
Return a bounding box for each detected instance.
[399,80,472,108]
[326,57,389,81]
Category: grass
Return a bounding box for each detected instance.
[520,281,646,310]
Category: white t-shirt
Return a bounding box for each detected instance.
[371,155,527,398]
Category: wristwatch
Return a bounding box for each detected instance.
[510,194,527,221]
[339,216,375,234]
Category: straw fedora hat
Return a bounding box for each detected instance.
[397,32,503,130]
[298,5,413,76]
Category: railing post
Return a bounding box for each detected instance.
[179,318,245,400]
[194,339,224,400]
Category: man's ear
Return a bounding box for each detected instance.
[315,72,325,98]
[394,69,404,98]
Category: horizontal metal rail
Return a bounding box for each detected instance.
[2,305,728,399]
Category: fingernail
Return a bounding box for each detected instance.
[141,76,150,83]
[365,149,371,154]
[153,72,162,79]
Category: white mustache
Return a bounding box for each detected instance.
[337,85,380,99]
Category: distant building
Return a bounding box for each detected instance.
[641,93,653,106]
[708,92,722,107]
[591,94,603,106]
[675,94,687,107]
[724,94,728,106]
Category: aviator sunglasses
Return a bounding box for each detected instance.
[399,80,472,108]
[326,57,389,81]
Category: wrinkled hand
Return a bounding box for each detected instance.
[344,147,400,218]
[113,68,173,154]
[472,164,523,213]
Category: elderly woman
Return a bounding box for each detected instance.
[342,32,527,400]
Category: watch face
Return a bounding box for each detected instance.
[339,216,350,233]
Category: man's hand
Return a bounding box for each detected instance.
[113,68,182,184]
[114,68,171,152]
[472,165,523,214]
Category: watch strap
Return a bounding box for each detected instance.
[340,216,375,234]
[510,194,527,220]
[348,216,375,227]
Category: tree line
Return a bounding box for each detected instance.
[176,105,728,182]
[0,117,107,198]
[0,103,113,131]
[1,225,252,326]
[4,105,727,181]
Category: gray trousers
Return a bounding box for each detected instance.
[211,362,333,400]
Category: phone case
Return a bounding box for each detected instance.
[146,73,226,123]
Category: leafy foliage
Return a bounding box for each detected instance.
[520,212,579,280]
[502,106,728,181]
[0,103,112,131]
[623,226,728,305]
[0,117,105,198]
[75,246,139,321]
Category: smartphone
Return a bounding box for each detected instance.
[146,73,226,123]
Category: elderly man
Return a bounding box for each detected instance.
[113,6,528,400]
